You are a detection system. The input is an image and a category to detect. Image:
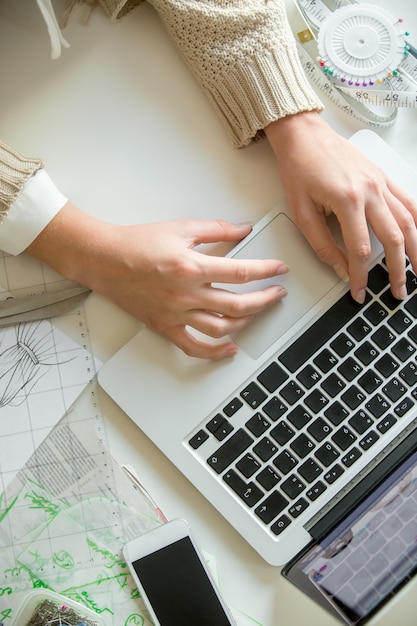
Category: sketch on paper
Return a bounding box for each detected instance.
[0,322,73,407]
[0,252,98,492]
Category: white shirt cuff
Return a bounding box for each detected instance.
[0,169,68,255]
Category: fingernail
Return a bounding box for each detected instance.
[276,287,288,299]
[354,288,366,304]
[277,264,289,275]
[234,221,253,229]
[225,345,238,357]
[397,284,407,300]
[333,263,349,283]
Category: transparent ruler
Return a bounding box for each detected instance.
[286,0,417,126]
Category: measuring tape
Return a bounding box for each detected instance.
[286,0,417,126]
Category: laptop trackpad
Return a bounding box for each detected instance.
[226,212,340,360]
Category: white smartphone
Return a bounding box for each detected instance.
[123,518,236,626]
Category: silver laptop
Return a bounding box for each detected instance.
[99,129,417,623]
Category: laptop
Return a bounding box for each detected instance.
[98,129,417,624]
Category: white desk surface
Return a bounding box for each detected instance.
[1,1,417,624]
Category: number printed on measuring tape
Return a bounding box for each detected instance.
[287,0,417,126]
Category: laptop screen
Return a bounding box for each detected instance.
[282,439,417,625]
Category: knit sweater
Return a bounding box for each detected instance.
[0,0,323,248]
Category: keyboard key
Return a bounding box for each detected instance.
[206,414,234,441]
[279,291,369,373]
[358,370,383,393]
[332,426,357,451]
[246,412,270,437]
[324,463,344,484]
[257,361,289,392]
[375,354,399,377]
[281,474,305,499]
[404,293,417,318]
[305,389,329,413]
[298,458,322,483]
[308,417,333,442]
[324,401,349,426]
[289,498,309,518]
[306,481,327,501]
[380,288,402,310]
[338,357,363,382]
[273,450,298,474]
[371,326,396,349]
[290,433,315,458]
[406,271,417,296]
[388,310,413,334]
[341,447,362,467]
[366,393,391,418]
[189,429,209,449]
[270,421,295,446]
[297,364,322,389]
[208,429,253,474]
[392,338,416,362]
[377,414,397,434]
[367,263,389,294]
[321,373,346,397]
[314,348,338,374]
[287,406,312,429]
[255,491,288,523]
[354,341,380,366]
[347,317,372,341]
[236,453,261,478]
[382,378,407,402]
[223,397,243,417]
[263,396,287,421]
[394,396,414,418]
[348,410,373,435]
[240,381,267,408]
[359,430,380,450]
[363,301,388,326]
[280,380,304,405]
[271,514,291,535]
[223,469,263,507]
[399,362,417,386]
[330,333,355,357]
[253,437,279,462]
[256,466,281,491]
[315,442,340,467]
[341,386,366,409]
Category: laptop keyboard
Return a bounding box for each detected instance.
[187,259,417,537]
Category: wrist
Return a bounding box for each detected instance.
[264,111,327,156]
[25,202,115,288]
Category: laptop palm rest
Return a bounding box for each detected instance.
[224,211,339,359]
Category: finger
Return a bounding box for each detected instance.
[196,254,289,285]
[291,203,349,282]
[194,284,288,319]
[184,310,255,338]
[185,219,254,247]
[368,192,408,300]
[335,203,372,304]
[164,325,239,360]
[385,179,417,275]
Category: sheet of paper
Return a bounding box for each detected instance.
[0,388,263,626]
[0,252,98,491]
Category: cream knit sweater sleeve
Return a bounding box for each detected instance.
[0,141,44,219]
[149,0,323,147]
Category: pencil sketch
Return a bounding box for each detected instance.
[0,322,72,407]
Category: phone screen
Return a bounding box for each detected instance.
[131,536,234,625]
